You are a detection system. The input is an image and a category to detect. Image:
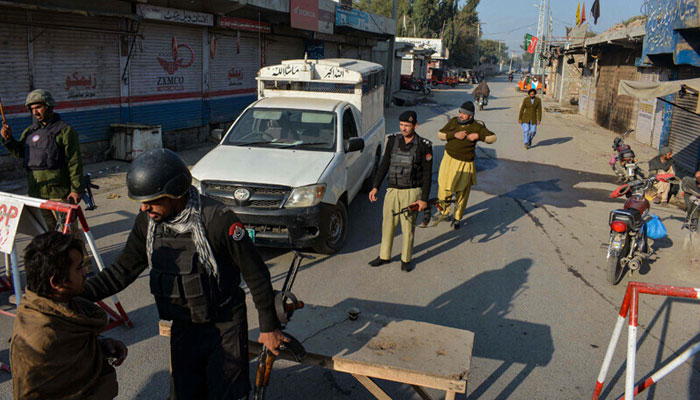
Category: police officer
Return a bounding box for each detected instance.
[368,111,432,272]
[81,149,287,399]
[1,89,88,264]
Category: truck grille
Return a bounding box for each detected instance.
[202,182,290,209]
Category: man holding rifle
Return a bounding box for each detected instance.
[81,149,287,399]
[368,111,432,272]
[1,89,90,266]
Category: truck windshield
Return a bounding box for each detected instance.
[224,108,336,152]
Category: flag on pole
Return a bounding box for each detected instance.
[576,2,581,25]
[581,2,586,24]
[591,0,600,24]
[527,35,539,54]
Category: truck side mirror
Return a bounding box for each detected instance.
[346,137,365,153]
[211,129,224,142]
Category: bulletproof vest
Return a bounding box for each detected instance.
[149,225,217,323]
[23,116,68,171]
[388,135,421,188]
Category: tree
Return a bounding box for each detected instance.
[478,39,507,64]
[354,0,483,67]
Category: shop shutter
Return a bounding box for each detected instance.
[595,62,637,133]
[325,41,340,58]
[668,92,700,174]
[208,32,259,123]
[265,35,304,66]
[0,9,32,137]
[31,12,121,143]
[667,67,700,175]
[129,22,204,131]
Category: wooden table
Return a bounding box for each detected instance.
[159,304,474,400]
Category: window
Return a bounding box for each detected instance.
[342,108,359,151]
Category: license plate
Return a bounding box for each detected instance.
[247,228,256,243]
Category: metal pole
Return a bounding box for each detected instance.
[385,0,398,106]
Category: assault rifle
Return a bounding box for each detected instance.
[253,251,312,400]
[393,197,456,217]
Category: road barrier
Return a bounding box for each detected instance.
[592,281,700,399]
[0,192,133,332]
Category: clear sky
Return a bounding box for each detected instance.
[477,0,645,55]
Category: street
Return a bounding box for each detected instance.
[1,77,699,399]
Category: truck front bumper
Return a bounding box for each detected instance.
[232,204,323,248]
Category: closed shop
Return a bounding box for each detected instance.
[128,22,204,132]
[667,66,700,174]
[208,32,260,123]
[7,11,121,143]
[0,9,32,135]
[265,35,304,66]
[595,51,638,133]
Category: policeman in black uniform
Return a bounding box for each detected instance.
[81,149,286,399]
[368,111,432,272]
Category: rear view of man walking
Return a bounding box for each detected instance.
[518,88,542,149]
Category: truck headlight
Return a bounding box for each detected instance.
[285,184,326,208]
[191,177,202,192]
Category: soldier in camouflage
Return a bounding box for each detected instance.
[1,89,85,236]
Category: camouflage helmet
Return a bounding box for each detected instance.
[25,89,56,109]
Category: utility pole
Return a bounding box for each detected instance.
[509,51,513,72]
[533,0,546,75]
[476,22,481,70]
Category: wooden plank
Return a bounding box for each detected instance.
[445,391,456,400]
[411,385,434,400]
[352,374,392,400]
[159,302,473,394]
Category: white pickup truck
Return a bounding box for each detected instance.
[190,58,385,253]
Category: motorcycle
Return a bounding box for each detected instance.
[400,74,431,95]
[609,129,644,182]
[475,95,488,110]
[606,174,675,285]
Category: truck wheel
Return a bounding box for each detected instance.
[313,201,348,254]
[361,150,381,193]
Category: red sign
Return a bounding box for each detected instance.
[291,0,319,32]
[527,36,539,54]
[218,16,271,33]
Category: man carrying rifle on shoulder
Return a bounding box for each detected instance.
[368,111,432,272]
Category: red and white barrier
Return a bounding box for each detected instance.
[0,192,133,330]
[592,282,700,400]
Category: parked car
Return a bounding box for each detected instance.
[191,59,385,254]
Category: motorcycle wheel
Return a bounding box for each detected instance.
[423,87,431,95]
[479,103,484,111]
[606,250,625,285]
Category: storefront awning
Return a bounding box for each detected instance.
[618,78,700,114]
[618,78,700,98]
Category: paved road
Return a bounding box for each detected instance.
[1,77,699,399]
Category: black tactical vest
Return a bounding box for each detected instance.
[388,135,422,188]
[149,226,217,323]
[23,115,68,171]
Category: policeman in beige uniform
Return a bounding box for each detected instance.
[368,111,432,272]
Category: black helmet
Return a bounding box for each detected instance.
[127,148,191,202]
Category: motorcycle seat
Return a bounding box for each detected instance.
[609,208,643,229]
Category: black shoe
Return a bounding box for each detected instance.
[452,220,461,230]
[401,261,414,272]
[524,143,529,150]
[369,257,390,267]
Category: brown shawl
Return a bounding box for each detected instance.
[10,290,117,400]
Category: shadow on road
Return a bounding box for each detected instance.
[531,137,573,148]
[327,258,553,399]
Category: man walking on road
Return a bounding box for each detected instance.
[81,149,287,399]
[518,88,542,149]
[368,111,433,272]
[433,101,496,230]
